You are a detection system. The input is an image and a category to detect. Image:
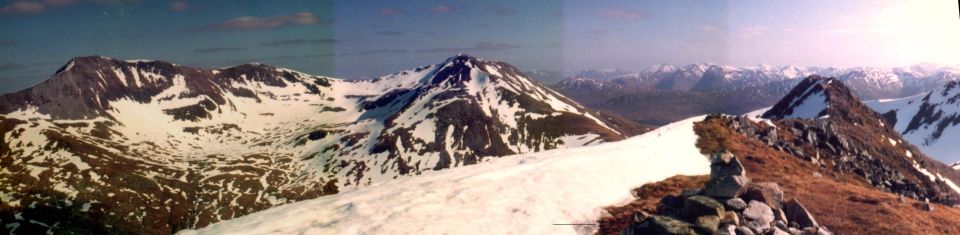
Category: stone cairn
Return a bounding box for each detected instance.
[622,150,833,235]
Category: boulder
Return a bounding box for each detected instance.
[716,224,737,235]
[705,175,750,198]
[923,198,935,212]
[774,220,788,231]
[704,154,750,198]
[725,198,748,210]
[682,195,725,220]
[742,200,774,232]
[711,152,746,178]
[742,182,784,209]
[720,211,740,226]
[735,226,756,235]
[681,188,702,198]
[800,226,833,235]
[694,215,720,234]
[771,227,791,235]
[773,208,788,223]
[632,210,650,223]
[645,215,699,235]
[783,199,819,228]
[657,195,684,217]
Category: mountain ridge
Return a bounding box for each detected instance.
[552,64,960,126]
[0,54,640,234]
[758,75,960,204]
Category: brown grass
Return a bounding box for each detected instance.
[597,175,709,235]
[723,125,960,235]
[597,117,960,235]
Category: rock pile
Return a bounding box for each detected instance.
[622,151,833,235]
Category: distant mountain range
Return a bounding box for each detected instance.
[0,54,645,234]
[545,64,960,126]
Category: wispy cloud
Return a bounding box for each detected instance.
[430,4,454,14]
[0,1,47,15]
[0,0,133,15]
[488,5,513,16]
[91,0,139,5]
[45,0,79,7]
[700,25,725,33]
[194,47,246,53]
[195,12,324,31]
[170,1,188,12]
[739,26,769,39]
[375,30,404,36]
[594,9,646,20]
[357,48,408,55]
[588,29,610,35]
[379,8,405,16]
[259,38,337,46]
[415,42,522,53]
[0,63,24,71]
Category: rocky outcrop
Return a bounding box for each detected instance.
[746,76,960,205]
[622,151,832,235]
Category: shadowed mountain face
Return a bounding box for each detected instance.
[0,55,641,234]
[756,76,960,204]
[867,81,960,163]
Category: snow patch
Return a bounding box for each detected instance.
[179,116,712,235]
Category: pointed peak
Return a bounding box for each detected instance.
[443,53,480,66]
[762,75,865,121]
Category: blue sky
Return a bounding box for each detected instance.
[1,0,959,93]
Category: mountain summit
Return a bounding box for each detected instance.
[0,55,638,233]
[761,75,865,121]
[756,75,960,204]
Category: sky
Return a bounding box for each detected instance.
[1,0,959,93]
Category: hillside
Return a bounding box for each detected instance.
[600,76,960,234]
[178,116,711,235]
[0,54,642,234]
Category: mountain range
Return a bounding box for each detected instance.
[4,55,960,234]
[180,75,960,235]
[0,54,644,234]
[550,64,960,126]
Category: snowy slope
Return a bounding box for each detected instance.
[866,81,960,163]
[178,116,711,235]
[0,54,631,233]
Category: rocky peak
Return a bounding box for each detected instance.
[762,75,875,124]
[429,54,486,86]
[0,56,323,120]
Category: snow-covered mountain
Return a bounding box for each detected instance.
[556,64,960,100]
[179,116,711,235]
[866,80,960,163]
[0,54,636,233]
[553,64,960,126]
[180,76,960,235]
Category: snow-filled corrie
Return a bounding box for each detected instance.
[178,116,711,235]
[865,84,960,163]
[0,54,640,232]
